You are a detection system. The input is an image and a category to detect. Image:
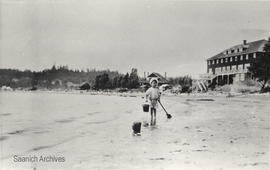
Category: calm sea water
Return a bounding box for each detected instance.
[0,91,148,169]
[2,91,269,170]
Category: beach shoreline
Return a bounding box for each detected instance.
[0,91,269,170]
[1,88,270,98]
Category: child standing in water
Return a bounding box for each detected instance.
[145,78,161,125]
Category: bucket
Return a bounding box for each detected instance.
[132,122,142,134]
[142,103,149,112]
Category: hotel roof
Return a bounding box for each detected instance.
[207,39,269,61]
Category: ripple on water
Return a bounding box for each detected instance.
[85,118,116,125]
[87,112,101,116]
[0,136,9,141]
[32,145,52,151]
[150,157,165,161]
[28,136,79,152]
[33,130,50,134]
[55,117,76,123]
[0,113,12,117]
[8,130,25,135]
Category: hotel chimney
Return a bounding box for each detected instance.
[164,72,167,79]
[243,40,247,45]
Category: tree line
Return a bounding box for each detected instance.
[94,68,140,90]
[0,65,121,89]
[0,65,197,92]
[0,65,192,91]
[0,66,142,90]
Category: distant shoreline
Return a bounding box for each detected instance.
[1,88,269,98]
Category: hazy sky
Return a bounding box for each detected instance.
[1,0,270,78]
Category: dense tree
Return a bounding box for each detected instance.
[0,65,121,89]
[94,73,110,90]
[129,68,140,89]
[123,73,129,88]
[93,68,140,90]
[248,41,270,92]
[1,66,155,91]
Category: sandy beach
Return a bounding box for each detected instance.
[0,91,269,170]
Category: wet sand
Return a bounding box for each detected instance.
[0,91,269,170]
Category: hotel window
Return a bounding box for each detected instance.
[232,65,237,70]
[244,63,250,70]
[237,48,240,52]
[222,66,226,71]
[245,54,249,60]
[253,53,256,58]
[216,67,221,73]
[235,56,238,61]
[217,59,219,64]
[240,55,243,60]
[230,57,233,62]
[225,58,228,63]
[221,59,224,63]
[240,64,245,70]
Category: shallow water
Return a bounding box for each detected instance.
[0,91,269,170]
[0,91,154,169]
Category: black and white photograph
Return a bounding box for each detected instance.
[0,0,269,170]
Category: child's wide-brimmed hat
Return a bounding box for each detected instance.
[149,78,159,84]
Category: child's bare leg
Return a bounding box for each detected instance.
[150,108,154,125]
[153,109,156,125]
